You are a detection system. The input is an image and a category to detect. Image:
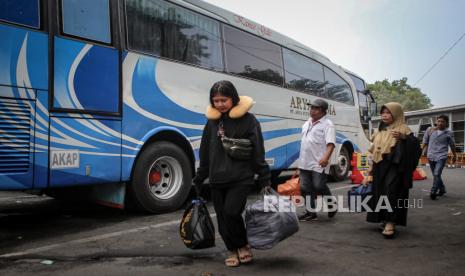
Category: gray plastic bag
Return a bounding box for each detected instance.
[245,187,299,250]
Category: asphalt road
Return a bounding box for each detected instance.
[1,167,464,276]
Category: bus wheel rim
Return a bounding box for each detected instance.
[337,154,348,175]
[147,156,183,200]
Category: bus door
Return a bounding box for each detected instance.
[50,0,122,187]
[0,0,48,190]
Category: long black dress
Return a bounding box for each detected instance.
[367,133,420,226]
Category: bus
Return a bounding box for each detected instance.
[1,0,373,213]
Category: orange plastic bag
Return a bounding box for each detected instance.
[277,171,301,197]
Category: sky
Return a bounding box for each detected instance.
[203,0,465,108]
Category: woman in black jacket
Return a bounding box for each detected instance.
[193,80,270,267]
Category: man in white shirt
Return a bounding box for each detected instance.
[298,99,336,221]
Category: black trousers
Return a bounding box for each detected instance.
[300,169,333,210]
[210,184,251,251]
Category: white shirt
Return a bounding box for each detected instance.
[298,116,336,174]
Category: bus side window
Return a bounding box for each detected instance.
[55,0,119,114]
[324,67,354,105]
[282,48,325,97]
[125,0,223,71]
[0,0,41,29]
[61,0,111,44]
[223,24,284,86]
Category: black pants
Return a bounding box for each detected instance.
[211,184,251,251]
[300,169,333,211]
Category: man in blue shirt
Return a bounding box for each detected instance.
[422,115,457,200]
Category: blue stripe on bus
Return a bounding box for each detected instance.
[26,31,48,90]
[73,46,119,113]
[257,117,282,123]
[132,57,206,125]
[287,142,301,167]
[262,128,300,140]
[265,144,288,169]
[0,25,48,91]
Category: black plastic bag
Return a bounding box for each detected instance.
[245,187,299,250]
[179,198,215,249]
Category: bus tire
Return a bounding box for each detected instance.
[129,141,192,213]
[330,146,350,181]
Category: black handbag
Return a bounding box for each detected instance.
[179,198,215,249]
[221,136,253,160]
[218,121,253,160]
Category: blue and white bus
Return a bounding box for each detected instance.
[1,0,373,213]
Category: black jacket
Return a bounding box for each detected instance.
[195,112,270,187]
[366,133,421,226]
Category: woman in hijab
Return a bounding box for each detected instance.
[365,102,421,238]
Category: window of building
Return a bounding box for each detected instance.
[125,0,223,70]
[0,0,40,29]
[452,111,464,153]
[453,131,464,153]
[452,111,464,122]
[420,117,431,125]
[323,67,354,105]
[282,48,325,96]
[452,121,464,131]
[62,0,111,43]
[418,123,432,142]
[223,24,283,85]
[407,118,420,125]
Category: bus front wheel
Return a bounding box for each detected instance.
[330,146,350,181]
[129,142,192,213]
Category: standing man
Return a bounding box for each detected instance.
[298,99,336,221]
[422,115,457,200]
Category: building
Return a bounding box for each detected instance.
[372,104,465,153]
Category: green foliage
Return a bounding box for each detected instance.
[367,77,433,112]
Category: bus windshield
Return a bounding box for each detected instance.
[347,73,376,138]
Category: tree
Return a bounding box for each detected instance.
[367,77,433,112]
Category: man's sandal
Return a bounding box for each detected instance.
[237,246,253,264]
[225,252,240,267]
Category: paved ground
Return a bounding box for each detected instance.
[1,167,465,276]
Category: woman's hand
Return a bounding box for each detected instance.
[390,130,406,140]
[361,175,373,186]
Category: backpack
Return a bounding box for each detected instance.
[422,127,436,156]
